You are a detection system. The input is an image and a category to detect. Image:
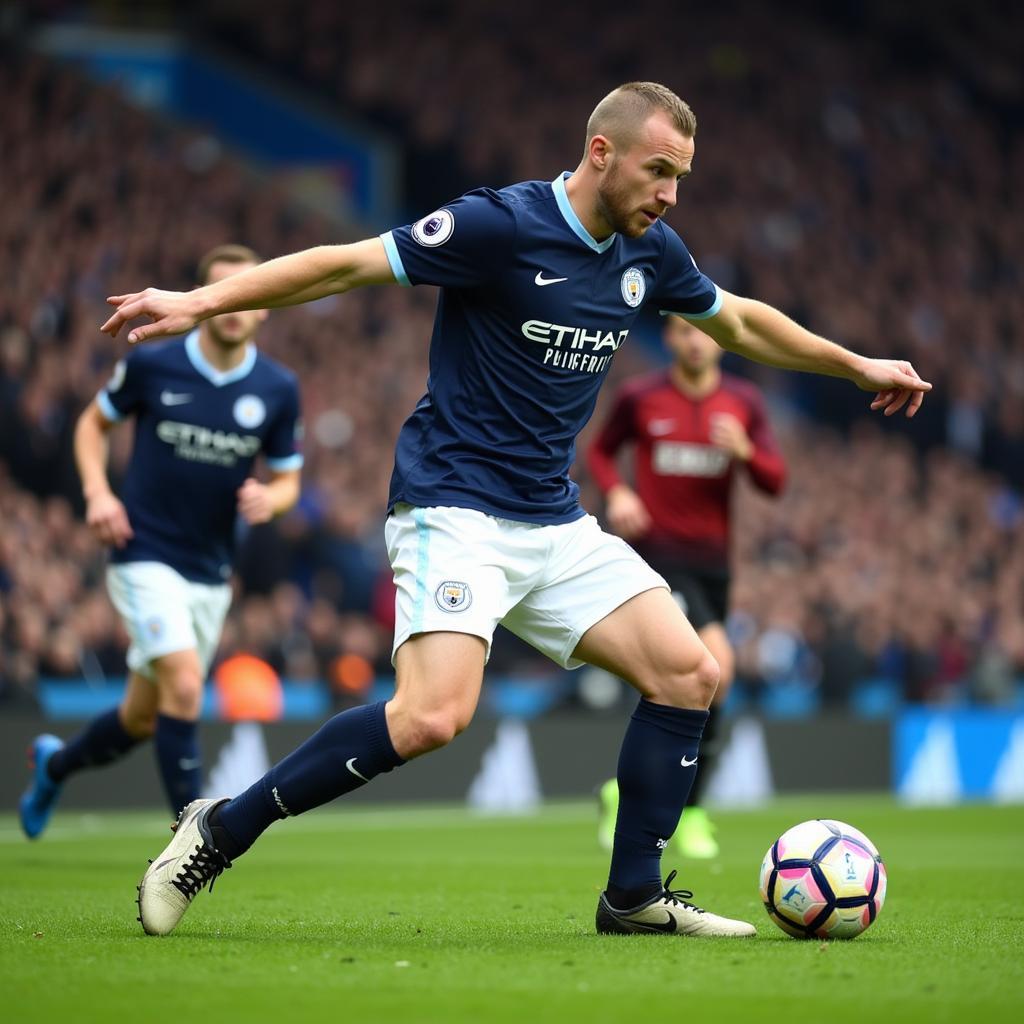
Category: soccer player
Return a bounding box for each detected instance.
[100,82,928,939]
[18,245,303,838]
[589,315,786,858]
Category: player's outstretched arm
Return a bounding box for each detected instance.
[101,239,396,345]
[696,291,931,418]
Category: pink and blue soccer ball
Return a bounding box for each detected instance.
[759,819,887,939]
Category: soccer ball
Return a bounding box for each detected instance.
[759,819,887,939]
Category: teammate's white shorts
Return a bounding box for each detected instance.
[385,504,669,669]
[106,561,232,680]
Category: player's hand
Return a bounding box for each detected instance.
[237,478,275,525]
[709,412,754,461]
[101,289,200,344]
[606,484,651,540]
[85,491,134,548]
[854,358,932,418]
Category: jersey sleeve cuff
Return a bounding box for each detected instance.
[96,390,126,423]
[659,285,723,321]
[266,454,304,472]
[380,231,411,287]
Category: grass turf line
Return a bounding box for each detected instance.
[2,796,1022,1023]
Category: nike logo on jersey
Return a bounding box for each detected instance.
[534,271,568,286]
[346,757,370,782]
[160,390,193,406]
[680,755,698,767]
[648,419,676,435]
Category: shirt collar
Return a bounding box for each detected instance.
[185,330,256,386]
[551,172,617,254]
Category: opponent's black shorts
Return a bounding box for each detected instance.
[635,546,731,631]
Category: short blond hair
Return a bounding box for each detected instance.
[585,81,697,154]
[196,244,261,285]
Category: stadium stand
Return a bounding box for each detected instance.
[1,1,1022,714]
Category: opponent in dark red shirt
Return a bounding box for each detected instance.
[589,314,786,858]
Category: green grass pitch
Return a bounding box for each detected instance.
[2,796,1022,1023]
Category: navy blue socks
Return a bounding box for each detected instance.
[154,713,202,815]
[211,701,405,860]
[686,706,718,807]
[607,699,708,907]
[46,708,142,783]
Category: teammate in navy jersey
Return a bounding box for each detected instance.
[19,246,302,839]
[589,314,786,859]
[101,82,929,939]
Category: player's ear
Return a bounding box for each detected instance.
[589,134,612,171]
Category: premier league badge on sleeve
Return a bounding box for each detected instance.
[620,267,646,308]
[435,580,472,611]
[412,209,455,247]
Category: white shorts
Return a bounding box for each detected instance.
[385,504,668,669]
[106,561,233,680]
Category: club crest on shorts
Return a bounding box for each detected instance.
[435,580,472,612]
[412,209,455,247]
[621,267,645,307]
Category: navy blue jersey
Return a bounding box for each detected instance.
[97,331,303,583]
[381,173,721,524]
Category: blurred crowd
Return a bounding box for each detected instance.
[2,1,1023,714]
[726,418,1024,708]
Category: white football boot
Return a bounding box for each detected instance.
[596,870,756,937]
[137,798,231,936]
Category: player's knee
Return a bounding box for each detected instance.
[714,649,735,695]
[402,709,467,757]
[156,669,204,719]
[661,650,720,709]
[695,651,721,705]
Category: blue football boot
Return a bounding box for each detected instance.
[19,734,65,839]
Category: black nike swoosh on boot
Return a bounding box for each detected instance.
[632,910,678,933]
[608,904,678,933]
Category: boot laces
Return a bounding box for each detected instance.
[171,844,230,899]
[662,869,705,914]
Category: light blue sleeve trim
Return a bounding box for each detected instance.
[96,390,126,422]
[266,454,304,472]
[380,231,411,287]
[659,285,723,321]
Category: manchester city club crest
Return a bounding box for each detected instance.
[233,394,267,429]
[621,267,645,307]
[434,580,472,612]
[412,209,455,247]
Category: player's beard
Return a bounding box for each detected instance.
[596,164,652,238]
